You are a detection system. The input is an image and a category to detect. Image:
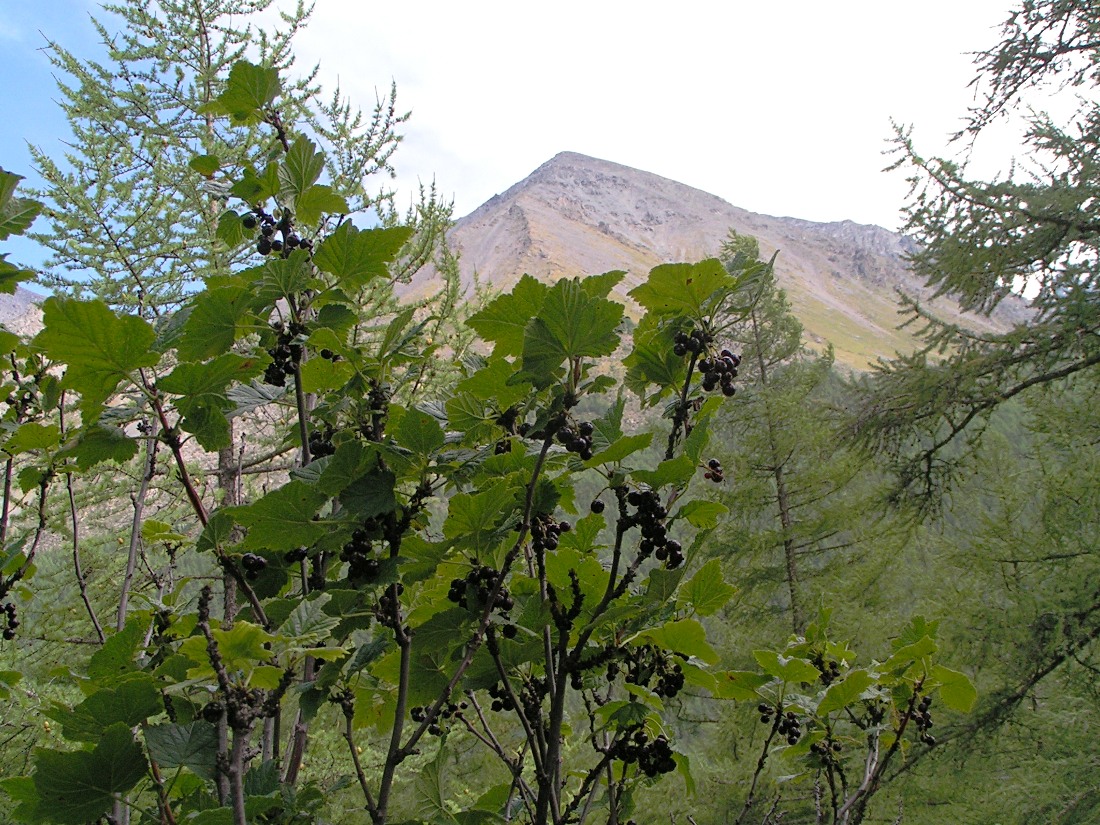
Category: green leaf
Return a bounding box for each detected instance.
[188,155,221,176]
[299,356,354,394]
[312,222,412,288]
[3,423,60,454]
[280,135,324,198]
[467,274,548,356]
[204,60,280,125]
[377,306,419,360]
[0,328,19,356]
[817,669,876,715]
[681,559,736,616]
[640,619,718,664]
[579,269,625,299]
[145,721,218,781]
[629,259,734,318]
[0,255,34,293]
[48,677,162,742]
[0,775,40,821]
[306,441,374,497]
[454,356,530,409]
[674,751,696,796]
[141,519,186,544]
[229,164,278,203]
[893,615,940,650]
[341,467,398,520]
[519,278,623,386]
[632,455,694,489]
[881,635,937,673]
[624,324,687,404]
[296,185,349,227]
[346,636,390,676]
[278,594,339,647]
[585,433,652,467]
[235,480,328,551]
[215,210,248,248]
[87,620,145,682]
[713,670,772,700]
[227,380,287,416]
[541,277,624,358]
[160,354,264,450]
[396,407,446,457]
[443,483,517,553]
[753,650,820,684]
[412,746,459,825]
[644,566,685,604]
[32,723,148,824]
[675,500,728,530]
[253,252,318,302]
[212,622,277,670]
[55,424,138,471]
[196,509,237,554]
[35,298,158,419]
[176,283,252,360]
[0,670,22,701]
[931,665,977,712]
[0,169,42,240]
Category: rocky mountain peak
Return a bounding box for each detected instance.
[410,152,1024,369]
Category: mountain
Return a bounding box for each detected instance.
[0,287,43,337]
[1,153,1027,371]
[411,151,1026,370]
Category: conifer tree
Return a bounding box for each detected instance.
[849,3,1100,819]
[711,230,883,634]
[29,0,441,314]
[859,0,1100,504]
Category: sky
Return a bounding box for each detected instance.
[1,0,1022,247]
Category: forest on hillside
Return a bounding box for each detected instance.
[0,2,1096,824]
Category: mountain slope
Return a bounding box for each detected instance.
[414,151,1025,370]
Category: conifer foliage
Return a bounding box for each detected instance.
[862,0,1100,505]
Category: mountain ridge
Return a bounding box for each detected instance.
[413,151,1026,369]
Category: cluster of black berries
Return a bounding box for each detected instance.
[201,700,225,722]
[673,327,712,357]
[411,701,467,736]
[487,681,516,713]
[703,458,724,483]
[914,695,935,746]
[375,583,404,629]
[2,602,18,640]
[760,704,803,745]
[531,514,572,554]
[264,323,305,387]
[620,645,686,699]
[816,657,843,686]
[611,729,677,777]
[240,553,267,581]
[810,739,843,758]
[284,547,309,564]
[626,487,684,569]
[569,645,619,690]
[308,425,335,459]
[342,526,382,586]
[557,420,595,461]
[448,564,515,635]
[243,210,312,257]
[698,350,741,397]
